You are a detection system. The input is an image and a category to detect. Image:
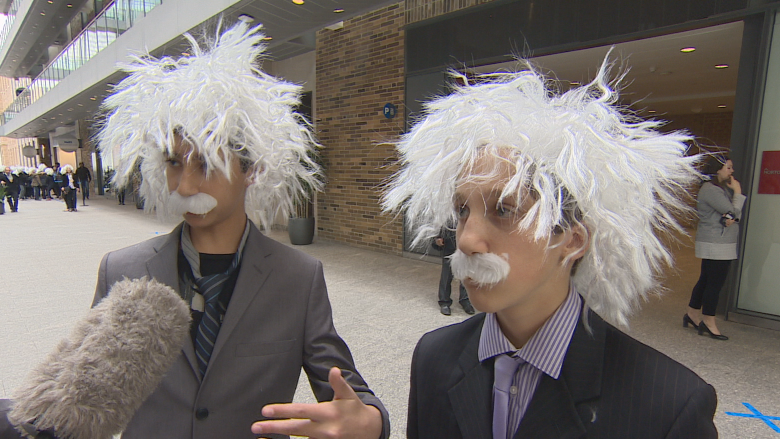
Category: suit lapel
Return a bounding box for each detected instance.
[206,223,273,376]
[514,308,606,439]
[449,317,493,439]
[145,224,200,376]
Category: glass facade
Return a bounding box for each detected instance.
[737,11,780,319]
[1,0,162,124]
[0,0,25,53]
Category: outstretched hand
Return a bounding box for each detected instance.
[251,367,382,439]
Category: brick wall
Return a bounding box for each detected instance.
[315,3,405,253]
[662,112,734,151]
[405,0,497,23]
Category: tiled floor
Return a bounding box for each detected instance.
[0,195,778,438]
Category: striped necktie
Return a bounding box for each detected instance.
[193,253,240,378]
[493,354,522,439]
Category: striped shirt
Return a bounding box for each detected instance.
[478,287,582,439]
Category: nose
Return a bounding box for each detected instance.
[174,163,204,197]
[456,213,490,256]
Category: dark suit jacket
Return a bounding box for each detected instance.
[408,310,717,439]
[93,222,389,439]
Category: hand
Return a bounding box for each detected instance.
[725,219,736,227]
[726,177,741,195]
[251,367,382,439]
[434,238,444,247]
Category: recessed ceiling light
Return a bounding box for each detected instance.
[263,36,273,41]
[40,12,45,15]
[89,97,96,100]
[67,3,73,7]
[648,110,656,113]
[333,8,344,13]
[238,14,254,22]
[717,105,727,108]
[181,52,190,56]
[47,0,53,3]
[570,81,580,86]
[680,47,696,53]
[715,64,729,69]
[292,0,304,4]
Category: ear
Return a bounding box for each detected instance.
[559,223,589,267]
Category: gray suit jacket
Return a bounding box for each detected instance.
[93,222,389,439]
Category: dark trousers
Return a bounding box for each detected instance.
[438,257,468,306]
[33,186,41,200]
[64,188,77,210]
[117,188,126,204]
[689,259,732,316]
[4,192,18,211]
[79,179,90,202]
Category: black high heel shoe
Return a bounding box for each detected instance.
[698,322,728,340]
[682,314,699,330]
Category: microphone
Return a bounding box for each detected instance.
[5,277,191,439]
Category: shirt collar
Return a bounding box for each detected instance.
[180,220,251,279]
[478,284,582,379]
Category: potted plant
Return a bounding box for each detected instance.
[287,150,322,245]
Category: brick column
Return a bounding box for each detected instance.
[315,3,405,253]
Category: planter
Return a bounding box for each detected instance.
[288,217,315,245]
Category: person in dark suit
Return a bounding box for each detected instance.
[75,162,91,205]
[89,20,388,439]
[433,225,474,315]
[382,55,718,438]
[1,167,20,212]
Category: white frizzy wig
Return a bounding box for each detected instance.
[382,57,701,326]
[96,19,320,229]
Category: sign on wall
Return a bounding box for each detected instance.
[757,150,780,194]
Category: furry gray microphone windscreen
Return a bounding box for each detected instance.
[6,277,191,439]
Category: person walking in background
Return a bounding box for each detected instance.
[684,154,745,341]
[433,224,475,316]
[42,168,54,200]
[61,165,78,212]
[75,162,92,206]
[31,169,42,200]
[52,163,63,198]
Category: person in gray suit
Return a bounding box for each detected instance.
[93,19,387,439]
[382,55,718,438]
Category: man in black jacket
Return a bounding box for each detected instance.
[433,225,474,316]
[1,167,20,212]
[75,163,92,205]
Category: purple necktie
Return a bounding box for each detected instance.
[493,354,520,439]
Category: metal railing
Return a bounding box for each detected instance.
[1,0,162,125]
[0,0,25,55]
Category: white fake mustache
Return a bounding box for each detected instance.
[166,192,218,217]
[449,249,510,287]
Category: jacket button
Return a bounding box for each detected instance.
[195,408,209,420]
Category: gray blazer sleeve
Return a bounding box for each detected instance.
[301,261,390,438]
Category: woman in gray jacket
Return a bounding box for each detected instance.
[684,154,746,340]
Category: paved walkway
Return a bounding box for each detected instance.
[1,195,778,438]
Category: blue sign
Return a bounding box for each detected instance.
[726,403,780,433]
[383,103,397,119]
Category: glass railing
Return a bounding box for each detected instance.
[1,0,162,125]
[0,0,25,55]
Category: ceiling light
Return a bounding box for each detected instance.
[181,52,190,56]
[292,0,304,4]
[47,0,53,3]
[570,81,580,86]
[680,47,696,53]
[648,110,656,113]
[89,97,96,100]
[263,36,273,41]
[718,105,727,108]
[67,3,73,7]
[333,8,344,13]
[715,64,729,69]
[237,14,254,22]
[40,12,45,15]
